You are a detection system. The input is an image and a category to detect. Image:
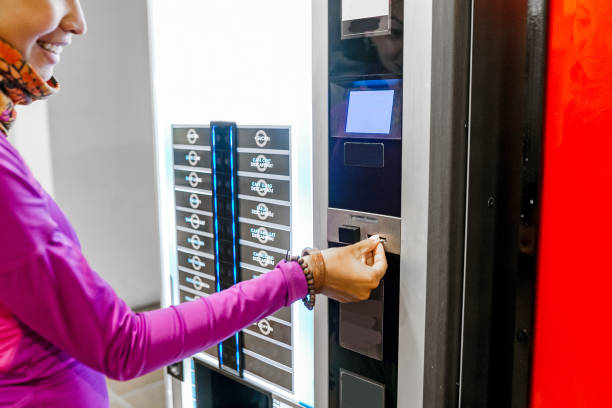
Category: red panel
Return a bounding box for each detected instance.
[532,0,612,406]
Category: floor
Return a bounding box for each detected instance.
[107,303,166,408]
[107,369,165,408]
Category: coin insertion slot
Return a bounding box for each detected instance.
[350,215,379,223]
[367,234,387,243]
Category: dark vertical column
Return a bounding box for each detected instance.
[210,122,243,375]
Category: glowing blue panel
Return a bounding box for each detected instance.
[345,90,395,134]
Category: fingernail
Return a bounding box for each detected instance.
[369,234,380,241]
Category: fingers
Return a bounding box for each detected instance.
[371,242,388,278]
[353,235,380,254]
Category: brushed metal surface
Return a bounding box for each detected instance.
[327,208,401,255]
[397,0,433,406]
[312,1,330,407]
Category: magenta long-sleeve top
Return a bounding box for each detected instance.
[0,133,308,407]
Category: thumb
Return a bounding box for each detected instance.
[354,235,380,254]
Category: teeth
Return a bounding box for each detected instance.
[38,41,63,55]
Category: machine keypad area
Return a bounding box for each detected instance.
[171,125,294,393]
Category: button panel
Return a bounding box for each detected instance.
[237,127,290,150]
[171,124,292,392]
[238,176,290,202]
[173,127,211,147]
[173,148,212,169]
[240,244,284,270]
[238,199,290,226]
[239,221,290,249]
[175,189,213,212]
[238,152,290,176]
[175,210,213,234]
[174,169,212,190]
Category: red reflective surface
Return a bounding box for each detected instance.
[532,0,612,406]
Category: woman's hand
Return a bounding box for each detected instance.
[304,235,388,303]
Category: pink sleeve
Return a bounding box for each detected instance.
[0,139,307,381]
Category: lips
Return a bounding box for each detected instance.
[36,40,65,56]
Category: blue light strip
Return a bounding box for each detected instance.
[211,126,223,366]
[211,126,221,293]
[229,126,240,373]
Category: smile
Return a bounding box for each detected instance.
[37,40,64,56]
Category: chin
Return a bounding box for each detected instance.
[38,67,54,82]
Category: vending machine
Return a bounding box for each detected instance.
[151,0,433,407]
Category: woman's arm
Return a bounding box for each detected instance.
[0,141,306,380]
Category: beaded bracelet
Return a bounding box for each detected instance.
[288,249,317,310]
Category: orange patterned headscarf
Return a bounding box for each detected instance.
[0,38,59,136]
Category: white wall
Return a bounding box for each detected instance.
[46,0,160,308]
[8,102,55,195]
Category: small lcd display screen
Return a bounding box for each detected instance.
[345,90,395,135]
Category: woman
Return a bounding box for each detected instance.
[0,1,388,407]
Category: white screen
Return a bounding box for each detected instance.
[342,0,389,21]
[346,90,395,134]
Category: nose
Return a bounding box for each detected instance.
[61,0,88,36]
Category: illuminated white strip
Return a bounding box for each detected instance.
[176,226,214,237]
[238,217,291,231]
[237,194,290,206]
[239,239,288,255]
[175,186,212,195]
[267,315,291,327]
[237,171,290,181]
[193,352,218,368]
[177,246,214,259]
[174,165,211,173]
[239,262,272,274]
[237,148,290,155]
[173,144,211,151]
[242,349,293,373]
[179,285,210,297]
[176,206,213,217]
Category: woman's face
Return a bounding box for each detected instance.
[0,0,86,80]
[573,0,612,81]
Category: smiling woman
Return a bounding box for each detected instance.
[0,0,86,81]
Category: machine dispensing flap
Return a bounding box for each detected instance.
[340,369,385,408]
[341,0,391,39]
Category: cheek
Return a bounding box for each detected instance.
[9,3,61,60]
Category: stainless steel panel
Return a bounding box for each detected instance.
[396,0,433,406]
[312,1,330,406]
[327,208,401,255]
